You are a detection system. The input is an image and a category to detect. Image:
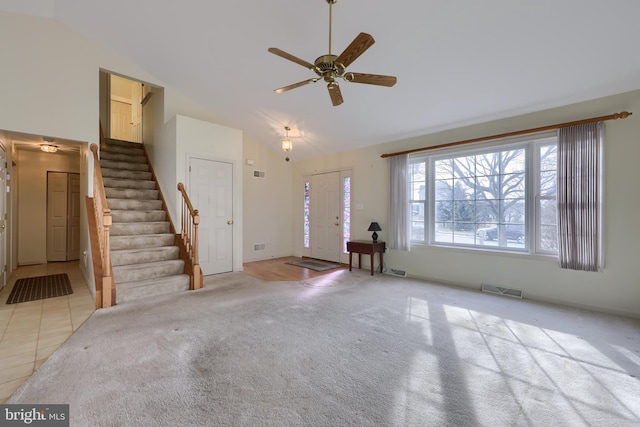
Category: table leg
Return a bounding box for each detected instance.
[379,251,384,273]
[370,254,374,275]
[358,253,362,270]
[349,251,352,271]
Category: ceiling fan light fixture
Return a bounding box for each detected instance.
[281,126,293,152]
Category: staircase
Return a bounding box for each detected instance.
[100,138,191,304]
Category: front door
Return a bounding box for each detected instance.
[310,171,341,263]
[189,157,233,275]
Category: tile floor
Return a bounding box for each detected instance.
[0,261,95,402]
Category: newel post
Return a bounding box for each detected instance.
[102,209,114,307]
[192,210,202,289]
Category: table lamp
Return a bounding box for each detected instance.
[368,222,381,242]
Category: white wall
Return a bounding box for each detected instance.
[16,150,80,265]
[293,90,640,318]
[175,115,244,272]
[242,134,293,262]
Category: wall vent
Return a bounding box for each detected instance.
[481,283,523,299]
[253,243,266,252]
[253,170,266,178]
[385,268,407,278]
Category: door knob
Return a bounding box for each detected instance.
[227,220,233,225]
[335,222,339,226]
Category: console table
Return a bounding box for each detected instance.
[346,240,386,276]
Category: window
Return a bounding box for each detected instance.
[303,180,310,248]
[536,142,558,253]
[409,134,558,254]
[343,177,351,252]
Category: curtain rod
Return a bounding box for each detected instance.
[380,111,633,158]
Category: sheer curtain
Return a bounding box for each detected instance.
[389,154,410,250]
[557,122,604,271]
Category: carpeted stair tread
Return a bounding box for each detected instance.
[103,177,156,190]
[100,159,149,172]
[110,221,170,236]
[104,138,143,148]
[102,144,144,156]
[111,210,166,223]
[110,233,175,250]
[111,246,180,267]
[100,151,148,164]
[107,198,163,211]
[101,168,152,181]
[115,274,191,304]
[105,187,159,200]
[99,139,190,305]
[113,259,185,283]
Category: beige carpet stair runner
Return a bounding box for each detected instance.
[101,138,190,304]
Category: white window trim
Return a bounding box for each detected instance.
[409,131,558,256]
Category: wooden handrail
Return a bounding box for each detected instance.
[177,183,203,290]
[89,140,115,307]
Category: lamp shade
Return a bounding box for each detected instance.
[367,222,382,232]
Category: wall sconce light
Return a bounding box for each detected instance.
[281,126,292,152]
[368,222,382,242]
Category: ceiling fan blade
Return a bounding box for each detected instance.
[345,73,397,87]
[335,32,375,69]
[327,82,344,107]
[274,78,319,94]
[268,48,315,70]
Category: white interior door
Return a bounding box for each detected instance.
[66,173,80,261]
[110,100,133,141]
[189,157,233,275]
[47,172,68,262]
[131,82,142,143]
[310,172,341,263]
[0,145,6,288]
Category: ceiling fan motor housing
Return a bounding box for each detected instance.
[314,55,345,82]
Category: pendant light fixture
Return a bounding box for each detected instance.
[281,126,293,152]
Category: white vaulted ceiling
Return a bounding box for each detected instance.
[2,0,640,160]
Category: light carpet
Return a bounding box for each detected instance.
[8,270,640,426]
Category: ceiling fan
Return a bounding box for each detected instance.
[268,0,397,107]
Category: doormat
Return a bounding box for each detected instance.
[6,273,73,304]
[286,260,342,272]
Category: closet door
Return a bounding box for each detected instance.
[46,172,68,262]
[66,173,80,261]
